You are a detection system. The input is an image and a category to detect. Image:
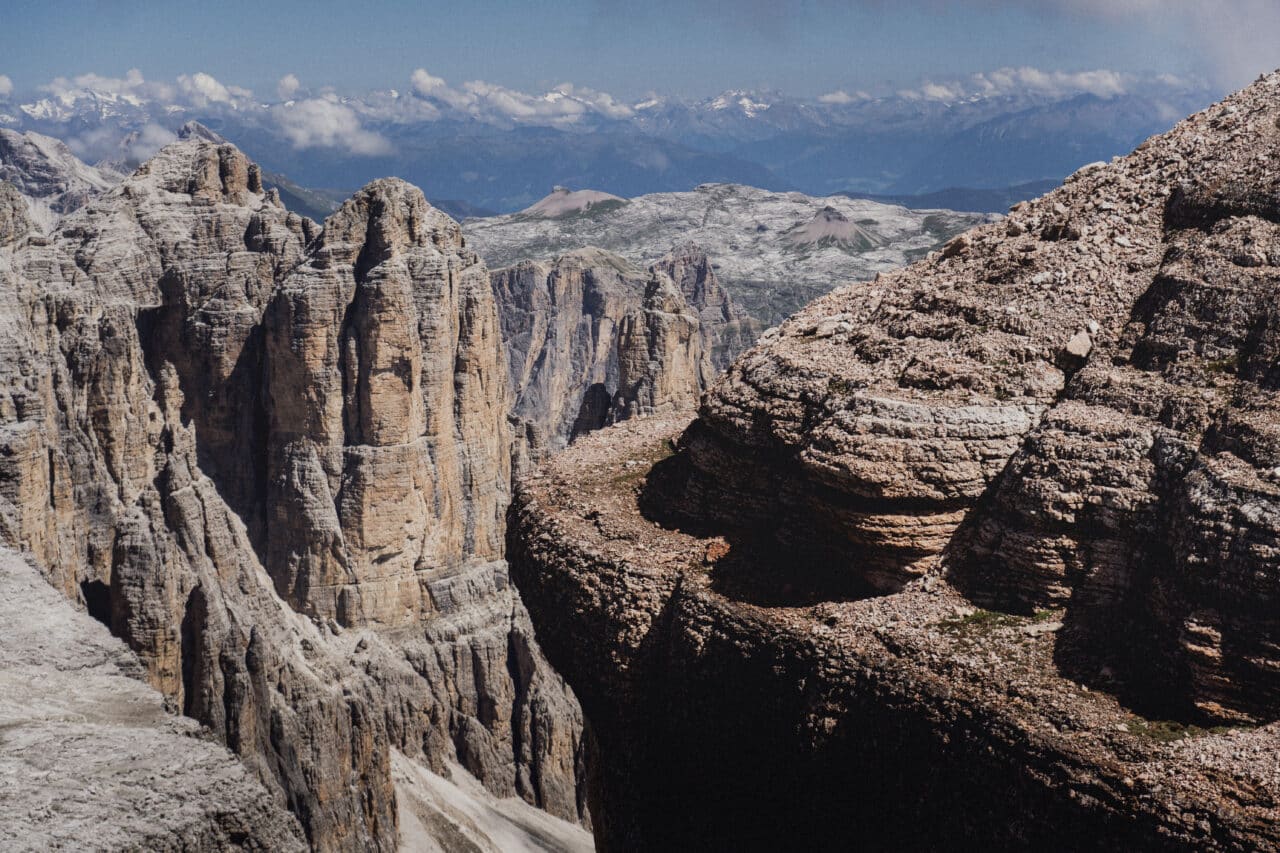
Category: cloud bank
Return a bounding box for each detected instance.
[272,96,392,155]
[410,68,634,123]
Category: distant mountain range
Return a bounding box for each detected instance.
[840,180,1063,214]
[0,69,1215,213]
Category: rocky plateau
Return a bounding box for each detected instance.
[465,182,993,324]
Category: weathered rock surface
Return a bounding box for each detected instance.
[649,242,760,372]
[495,249,645,463]
[0,134,585,849]
[0,128,116,232]
[495,245,754,464]
[611,270,709,425]
[0,545,307,852]
[512,415,1280,852]
[264,178,509,627]
[466,182,992,324]
[507,74,1280,849]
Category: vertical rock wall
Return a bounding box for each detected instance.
[0,133,586,849]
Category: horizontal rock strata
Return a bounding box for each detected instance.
[510,416,1280,852]
[507,72,1280,848]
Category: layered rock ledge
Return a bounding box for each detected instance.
[508,73,1280,849]
[510,415,1280,851]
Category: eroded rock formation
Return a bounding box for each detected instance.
[0,132,585,849]
[495,244,755,465]
[0,128,116,232]
[507,73,1280,849]
[0,545,307,852]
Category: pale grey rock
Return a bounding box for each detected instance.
[0,182,29,245]
[0,128,116,232]
[494,244,751,465]
[0,545,306,852]
[393,753,593,853]
[466,182,992,324]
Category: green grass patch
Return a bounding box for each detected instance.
[1203,355,1240,375]
[939,607,1057,634]
[940,608,1023,633]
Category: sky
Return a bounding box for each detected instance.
[1,0,1278,102]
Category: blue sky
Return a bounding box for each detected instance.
[1,0,1277,99]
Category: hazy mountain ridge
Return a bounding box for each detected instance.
[1,71,1215,212]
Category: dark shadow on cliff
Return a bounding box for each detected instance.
[137,295,270,563]
[638,429,883,608]
[944,456,1205,726]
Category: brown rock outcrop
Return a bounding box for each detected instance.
[511,416,1280,852]
[507,73,1280,849]
[0,135,585,848]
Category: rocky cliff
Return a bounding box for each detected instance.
[0,131,586,849]
[0,544,306,852]
[508,73,1280,849]
[0,128,116,233]
[495,244,755,465]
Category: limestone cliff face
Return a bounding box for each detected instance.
[495,248,644,463]
[612,271,709,423]
[650,242,760,372]
[507,74,1280,849]
[0,136,585,849]
[495,244,754,465]
[265,179,509,627]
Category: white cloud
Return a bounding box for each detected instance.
[0,75,12,99]
[271,96,391,155]
[893,66,1200,103]
[979,0,1280,87]
[45,68,174,102]
[64,121,175,165]
[410,69,449,98]
[177,72,239,107]
[277,73,300,101]
[127,123,177,160]
[818,89,869,105]
[410,68,633,124]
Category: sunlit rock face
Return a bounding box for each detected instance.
[0,132,587,850]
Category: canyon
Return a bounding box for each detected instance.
[0,69,1278,853]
